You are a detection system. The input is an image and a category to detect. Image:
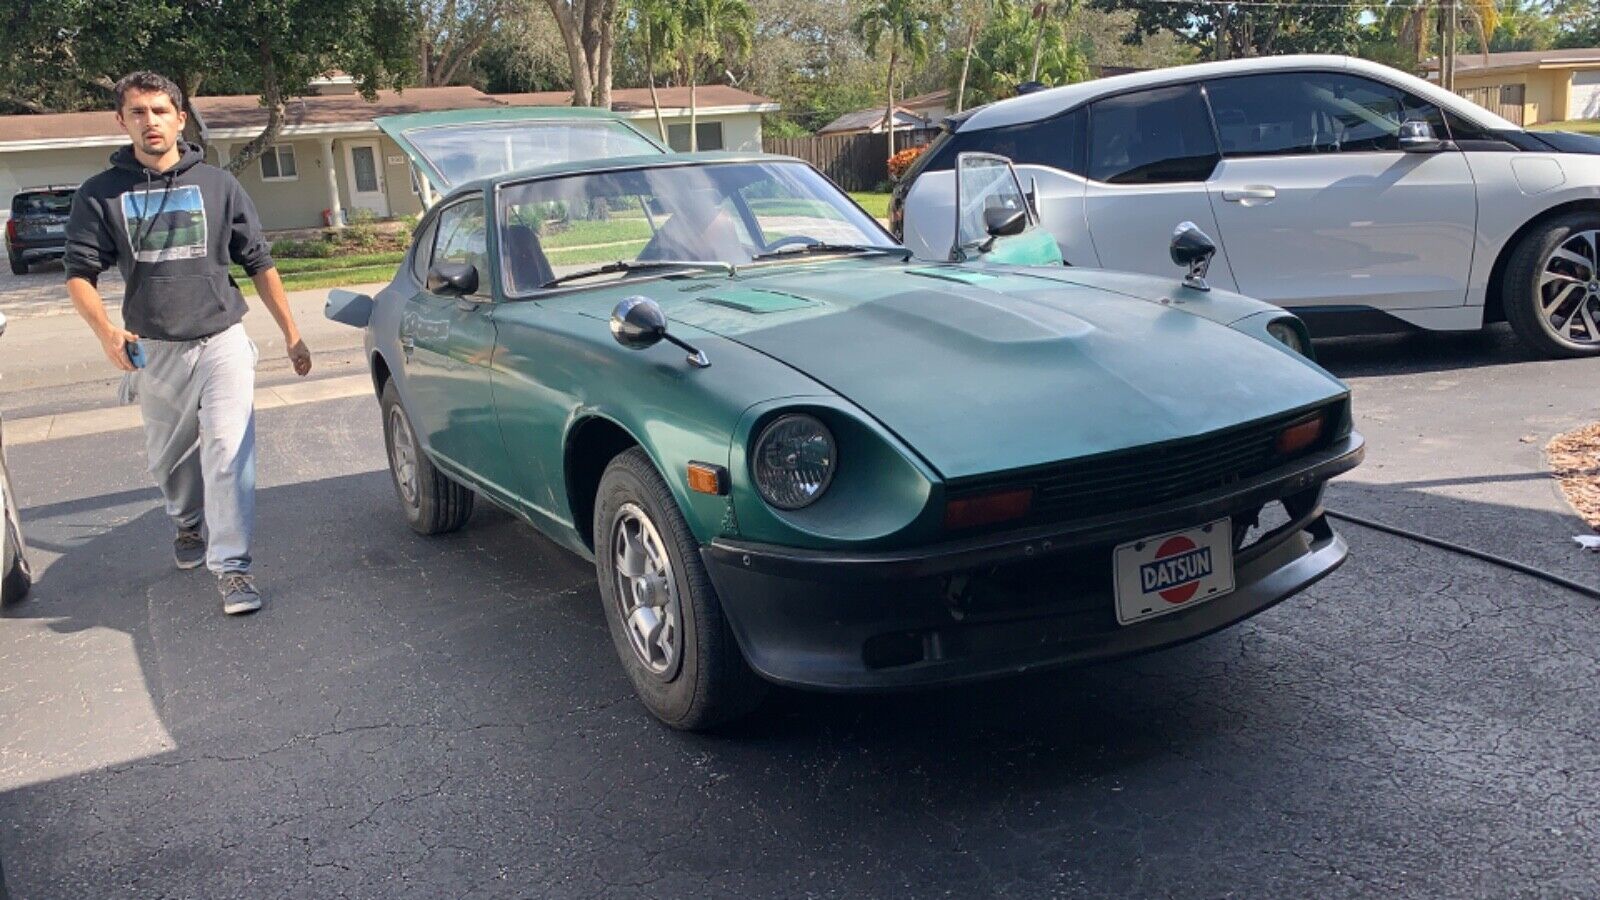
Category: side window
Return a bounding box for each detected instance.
[410,216,439,283]
[1088,85,1219,184]
[1206,72,1436,157]
[430,199,488,295]
[948,109,1088,176]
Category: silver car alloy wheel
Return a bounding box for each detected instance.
[611,502,682,679]
[388,405,420,508]
[1540,229,1600,345]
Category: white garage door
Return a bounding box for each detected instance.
[1571,71,1600,121]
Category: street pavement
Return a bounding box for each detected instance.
[0,323,1598,898]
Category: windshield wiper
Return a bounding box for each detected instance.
[542,259,732,288]
[752,242,910,262]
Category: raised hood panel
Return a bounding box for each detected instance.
[653,263,1346,480]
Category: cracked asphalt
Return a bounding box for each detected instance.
[2,324,1598,898]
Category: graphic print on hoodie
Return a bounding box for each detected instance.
[65,141,275,341]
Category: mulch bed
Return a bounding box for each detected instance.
[1548,423,1600,532]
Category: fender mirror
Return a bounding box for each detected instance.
[1170,221,1217,292]
[610,296,710,368]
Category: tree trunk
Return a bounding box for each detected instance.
[645,30,668,142]
[227,43,285,176]
[177,72,206,152]
[547,0,594,105]
[955,21,977,112]
[1029,4,1047,81]
[595,0,616,109]
[885,46,897,161]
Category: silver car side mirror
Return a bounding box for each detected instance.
[1398,119,1444,153]
[1170,222,1217,292]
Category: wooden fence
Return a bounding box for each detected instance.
[763,128,941,191]
[1456,84,1526,126]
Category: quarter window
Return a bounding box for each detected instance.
[430,199,488,295]
[1205,72,1444,157]
[1087,85,1219,184]
[259,144,298,181]
[920,109,1088,177]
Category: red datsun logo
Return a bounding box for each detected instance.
[1139,535,1214,604]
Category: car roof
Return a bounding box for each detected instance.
[955,54,1518,132]
[15,185,77,195]
[444,151,806,199]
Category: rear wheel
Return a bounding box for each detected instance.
[593,448,766,730]
[1504,213,1600,358]
[380,380,474,535]
[7,254,25,276]
[2,460,31,603]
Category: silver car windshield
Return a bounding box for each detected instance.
[404,121,661,189]
[497,161,900,295]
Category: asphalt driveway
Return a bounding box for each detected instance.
[0,325,1597,898]
[0,260,122,320]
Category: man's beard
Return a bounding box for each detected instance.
[140,136,173,155]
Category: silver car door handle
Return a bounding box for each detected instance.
[399,334,415,353]
[1222,186,1277,202]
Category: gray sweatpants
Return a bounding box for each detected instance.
[126,323,257,574]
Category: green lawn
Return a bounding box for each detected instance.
[848,192,894,219]
[1531,119,1600,134]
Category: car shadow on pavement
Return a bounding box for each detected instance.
[1313,323,1544,378]
[3,462,1600,895]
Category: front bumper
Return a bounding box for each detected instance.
[702,432,1363,691]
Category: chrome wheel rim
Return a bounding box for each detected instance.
[388,406,420,508]
[610,502,681,679]
[1539,229,1600,345]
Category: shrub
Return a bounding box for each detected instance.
[270,238,336,259]
[888,145,926,182]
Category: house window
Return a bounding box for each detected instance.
[666,122,725,152]
[259,145,298,181]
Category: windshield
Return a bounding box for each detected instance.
[402,121,661,189]
[497,161,899,295]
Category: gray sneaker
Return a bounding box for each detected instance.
[174,526,206,570]
[219,573,262,615]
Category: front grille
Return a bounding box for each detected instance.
[947,405,1335,527]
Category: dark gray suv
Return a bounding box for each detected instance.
[7,185,76,275]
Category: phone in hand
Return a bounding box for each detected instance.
[125,340,146,369]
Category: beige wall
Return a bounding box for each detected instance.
[624,111,766,152]
[1455,68,1574,125]
[218,133,423,230]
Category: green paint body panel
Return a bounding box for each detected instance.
[373,159,1350,559]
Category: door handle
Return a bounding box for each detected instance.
[399,333,415,355]
[1221,185,1277,203]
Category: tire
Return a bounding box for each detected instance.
[1503,212,1600,359]
[593,447,766,730]
[379,380,474,535]
[7,255,25,276]
[2,461,31,604]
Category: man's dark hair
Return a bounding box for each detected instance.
[113,71,185,113]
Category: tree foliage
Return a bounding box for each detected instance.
[954,0,1088,108]
[415,0,536,86]
[853,0,941,157]
[1091,0,1362,60]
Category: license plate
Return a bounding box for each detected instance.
[1113,518,1235,625]
[43,224,63,236]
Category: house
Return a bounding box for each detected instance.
[818,66,1146,136]
[0,80,779,231]
[1433,48,1600,125]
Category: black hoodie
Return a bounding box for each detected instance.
[64,142,275,341]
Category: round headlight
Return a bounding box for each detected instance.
[752,414,836,510]
[1267,318,1307,356]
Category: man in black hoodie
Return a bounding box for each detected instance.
[65,71,313,615]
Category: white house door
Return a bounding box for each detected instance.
[1571,71,1600,121]
[344,141,389,217]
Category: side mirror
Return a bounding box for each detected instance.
[1170,221,1217,292]
[1398,119,1443,153]
[610,296,710,368]
[427,262,478,297]
[984,206,1028,239]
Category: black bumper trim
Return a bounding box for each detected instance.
[706,432,1363,582]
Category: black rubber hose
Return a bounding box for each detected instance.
[1326,509,1600,602]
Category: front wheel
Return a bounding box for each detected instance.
[380,380,474,535]
[593,448,766,730]
[1504,213,1600,358]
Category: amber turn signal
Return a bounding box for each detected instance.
[945,487,1033,530]
[686,462,729,495]
[1276,414,1325,456]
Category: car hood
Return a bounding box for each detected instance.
[646,260,1347,480]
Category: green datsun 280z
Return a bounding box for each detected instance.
[328,108,1364,729]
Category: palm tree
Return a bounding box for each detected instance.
[853,0,939,159]
[629,0,683,143]
[953,0,995,113]
[1028,0,1074,82]
[1386,0,1499,89]
[681,0,754,151]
